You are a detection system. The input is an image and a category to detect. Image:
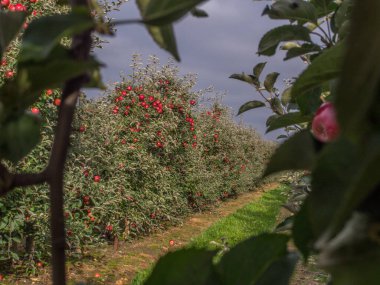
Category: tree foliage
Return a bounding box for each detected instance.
[1,0,380,284]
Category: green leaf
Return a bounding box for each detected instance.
[269,97,284,115]
[291,42,344,113]
[266,114,279,127]
[262,0,318,24]
[0,114,41,163]
[309,139,359,236]
[292,198,314,260]
[321,135,380,238]
[253,62,267,78]
[19,10,94,62]
[284,43,321,60]
[0,11,26,59]
[190,8,208,17]
[258,25,312,56]
[264,130,317,177]
[280,87,293,105]
[335,0,380,138]
[334,0,353,31]
[217,233,289,285]
[229,73,259,86]
[85,68,106,89]
[311,0,337,17]
[275,216,294,232]
[256,252,299,285]
[237,100,266,115]
[276,134,288,140]
[136,0,181,61]
[139,0,208,25]
[147,25,180,61]
[266,112,311,133]
[19,58,101,94]
[296,87,322,115]
[143,248,220,285]
[280,41,300,50]
[264,72,279,92]
[0,49,101,111]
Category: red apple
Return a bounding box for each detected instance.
[5,70,13,78]
[53,98,61,106]
[1,0,9,6]
[31,107,40,114]
[15,3,26,11]
[93,175,100,183]
[311,102,340,143]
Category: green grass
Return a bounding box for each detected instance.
[188,186,287,250]
[130,185,288,285]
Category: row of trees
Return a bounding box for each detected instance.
[1,0,380,284]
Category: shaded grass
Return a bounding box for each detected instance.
[130,185,288,285]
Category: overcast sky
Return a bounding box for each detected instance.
[85,0,305,140]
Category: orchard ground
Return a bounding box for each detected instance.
[1,183,325,284]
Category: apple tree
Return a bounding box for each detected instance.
[0,0,207,284]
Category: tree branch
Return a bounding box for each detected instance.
[45,0,93,283]
[0,164,47,196]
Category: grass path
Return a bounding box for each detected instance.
[131,183,288,285]
[9,182,286,285]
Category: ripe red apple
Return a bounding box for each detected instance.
[54,98,61,106]
[169,239,175,246]
[15,3,26,11]
[311,102,340,142]
[79,125,86,132]
[93,175,100,183]
[5,70,13,78]
[31,107,40,114]
[190,100,196,106]
[1,0,9,6]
